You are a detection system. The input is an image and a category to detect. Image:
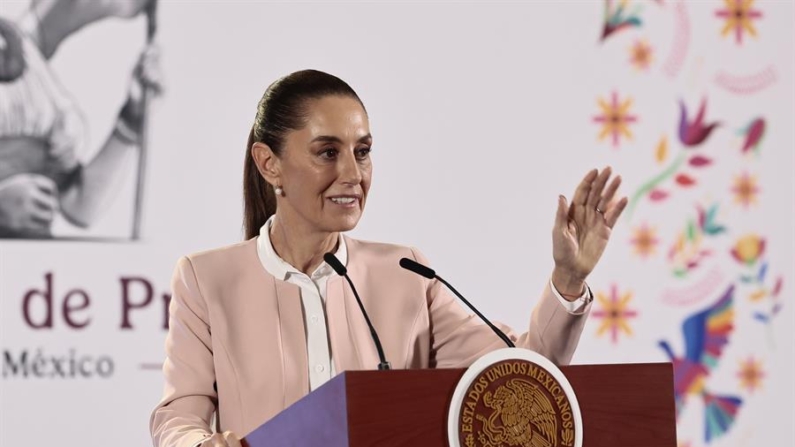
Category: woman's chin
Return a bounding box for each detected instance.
[324,213,361,233]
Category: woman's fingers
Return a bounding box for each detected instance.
[605,197,628,228]
[586,167,611,209]
[571,169,598,207]
[567,167,625,228]
[29,208,54,226]
[200,433,237,447]
[140,45,162,85]
[133,44,164,96]
[29,175,57,212]
[29,174,56,193]
[122,43,164,125]
[597,175,622,213]
[555,195,569,231]
[222,431,243,447]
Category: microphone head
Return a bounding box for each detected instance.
[399,257,436,279]
[323,252,347,276]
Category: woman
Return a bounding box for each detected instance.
[150,70,627,447]
[0,0,160,238]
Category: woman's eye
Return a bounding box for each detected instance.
[356,147,372,159]
[320,148,338,159]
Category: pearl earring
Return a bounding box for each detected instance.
[274,186,283,196]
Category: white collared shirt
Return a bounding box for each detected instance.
[257,216,341,391]
[256,216,591,391]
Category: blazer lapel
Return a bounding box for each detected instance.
[273,279,309,407]
[327,275,381,373]
[327,277,360,372]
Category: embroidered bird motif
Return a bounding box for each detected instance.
[658,285,742,443]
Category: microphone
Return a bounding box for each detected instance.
[324,253,391,370]
[399,257,515,348]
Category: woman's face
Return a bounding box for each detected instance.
[274,95,372,234]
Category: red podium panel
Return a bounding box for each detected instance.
[245,363,676,447]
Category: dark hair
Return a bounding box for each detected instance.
[0,18,26,83]
[243,69,365,239]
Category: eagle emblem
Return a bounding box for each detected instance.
[475,378,558,447]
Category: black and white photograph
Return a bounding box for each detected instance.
[0,0,161,240]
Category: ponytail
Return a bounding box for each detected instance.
[243,126,275,239]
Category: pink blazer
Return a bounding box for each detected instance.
[150,236,590,447]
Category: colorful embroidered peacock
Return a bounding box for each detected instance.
[658,285,742,443]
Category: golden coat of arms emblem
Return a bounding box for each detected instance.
[448,349,582,447]
[476,378,558,447]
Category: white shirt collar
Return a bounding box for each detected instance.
[256,215,348,281]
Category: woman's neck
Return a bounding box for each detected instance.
[269,214,339,276]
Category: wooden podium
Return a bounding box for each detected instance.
[244,363,676,447]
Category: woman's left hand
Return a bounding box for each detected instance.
[551,167,627,296]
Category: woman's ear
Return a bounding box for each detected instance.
[251,142,281,186]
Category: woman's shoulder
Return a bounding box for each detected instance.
[344,235,429,266]
[179,238,259,272]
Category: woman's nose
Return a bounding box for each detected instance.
[338,152,362,184]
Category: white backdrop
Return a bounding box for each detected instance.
[1,1,793,446]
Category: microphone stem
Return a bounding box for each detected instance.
[435,275,516,348]
[342,274,391,370]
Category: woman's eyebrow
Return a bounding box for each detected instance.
[310,134,372,144]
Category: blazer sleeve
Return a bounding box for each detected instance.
[410,248,590,368]
[150,257,216,447]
